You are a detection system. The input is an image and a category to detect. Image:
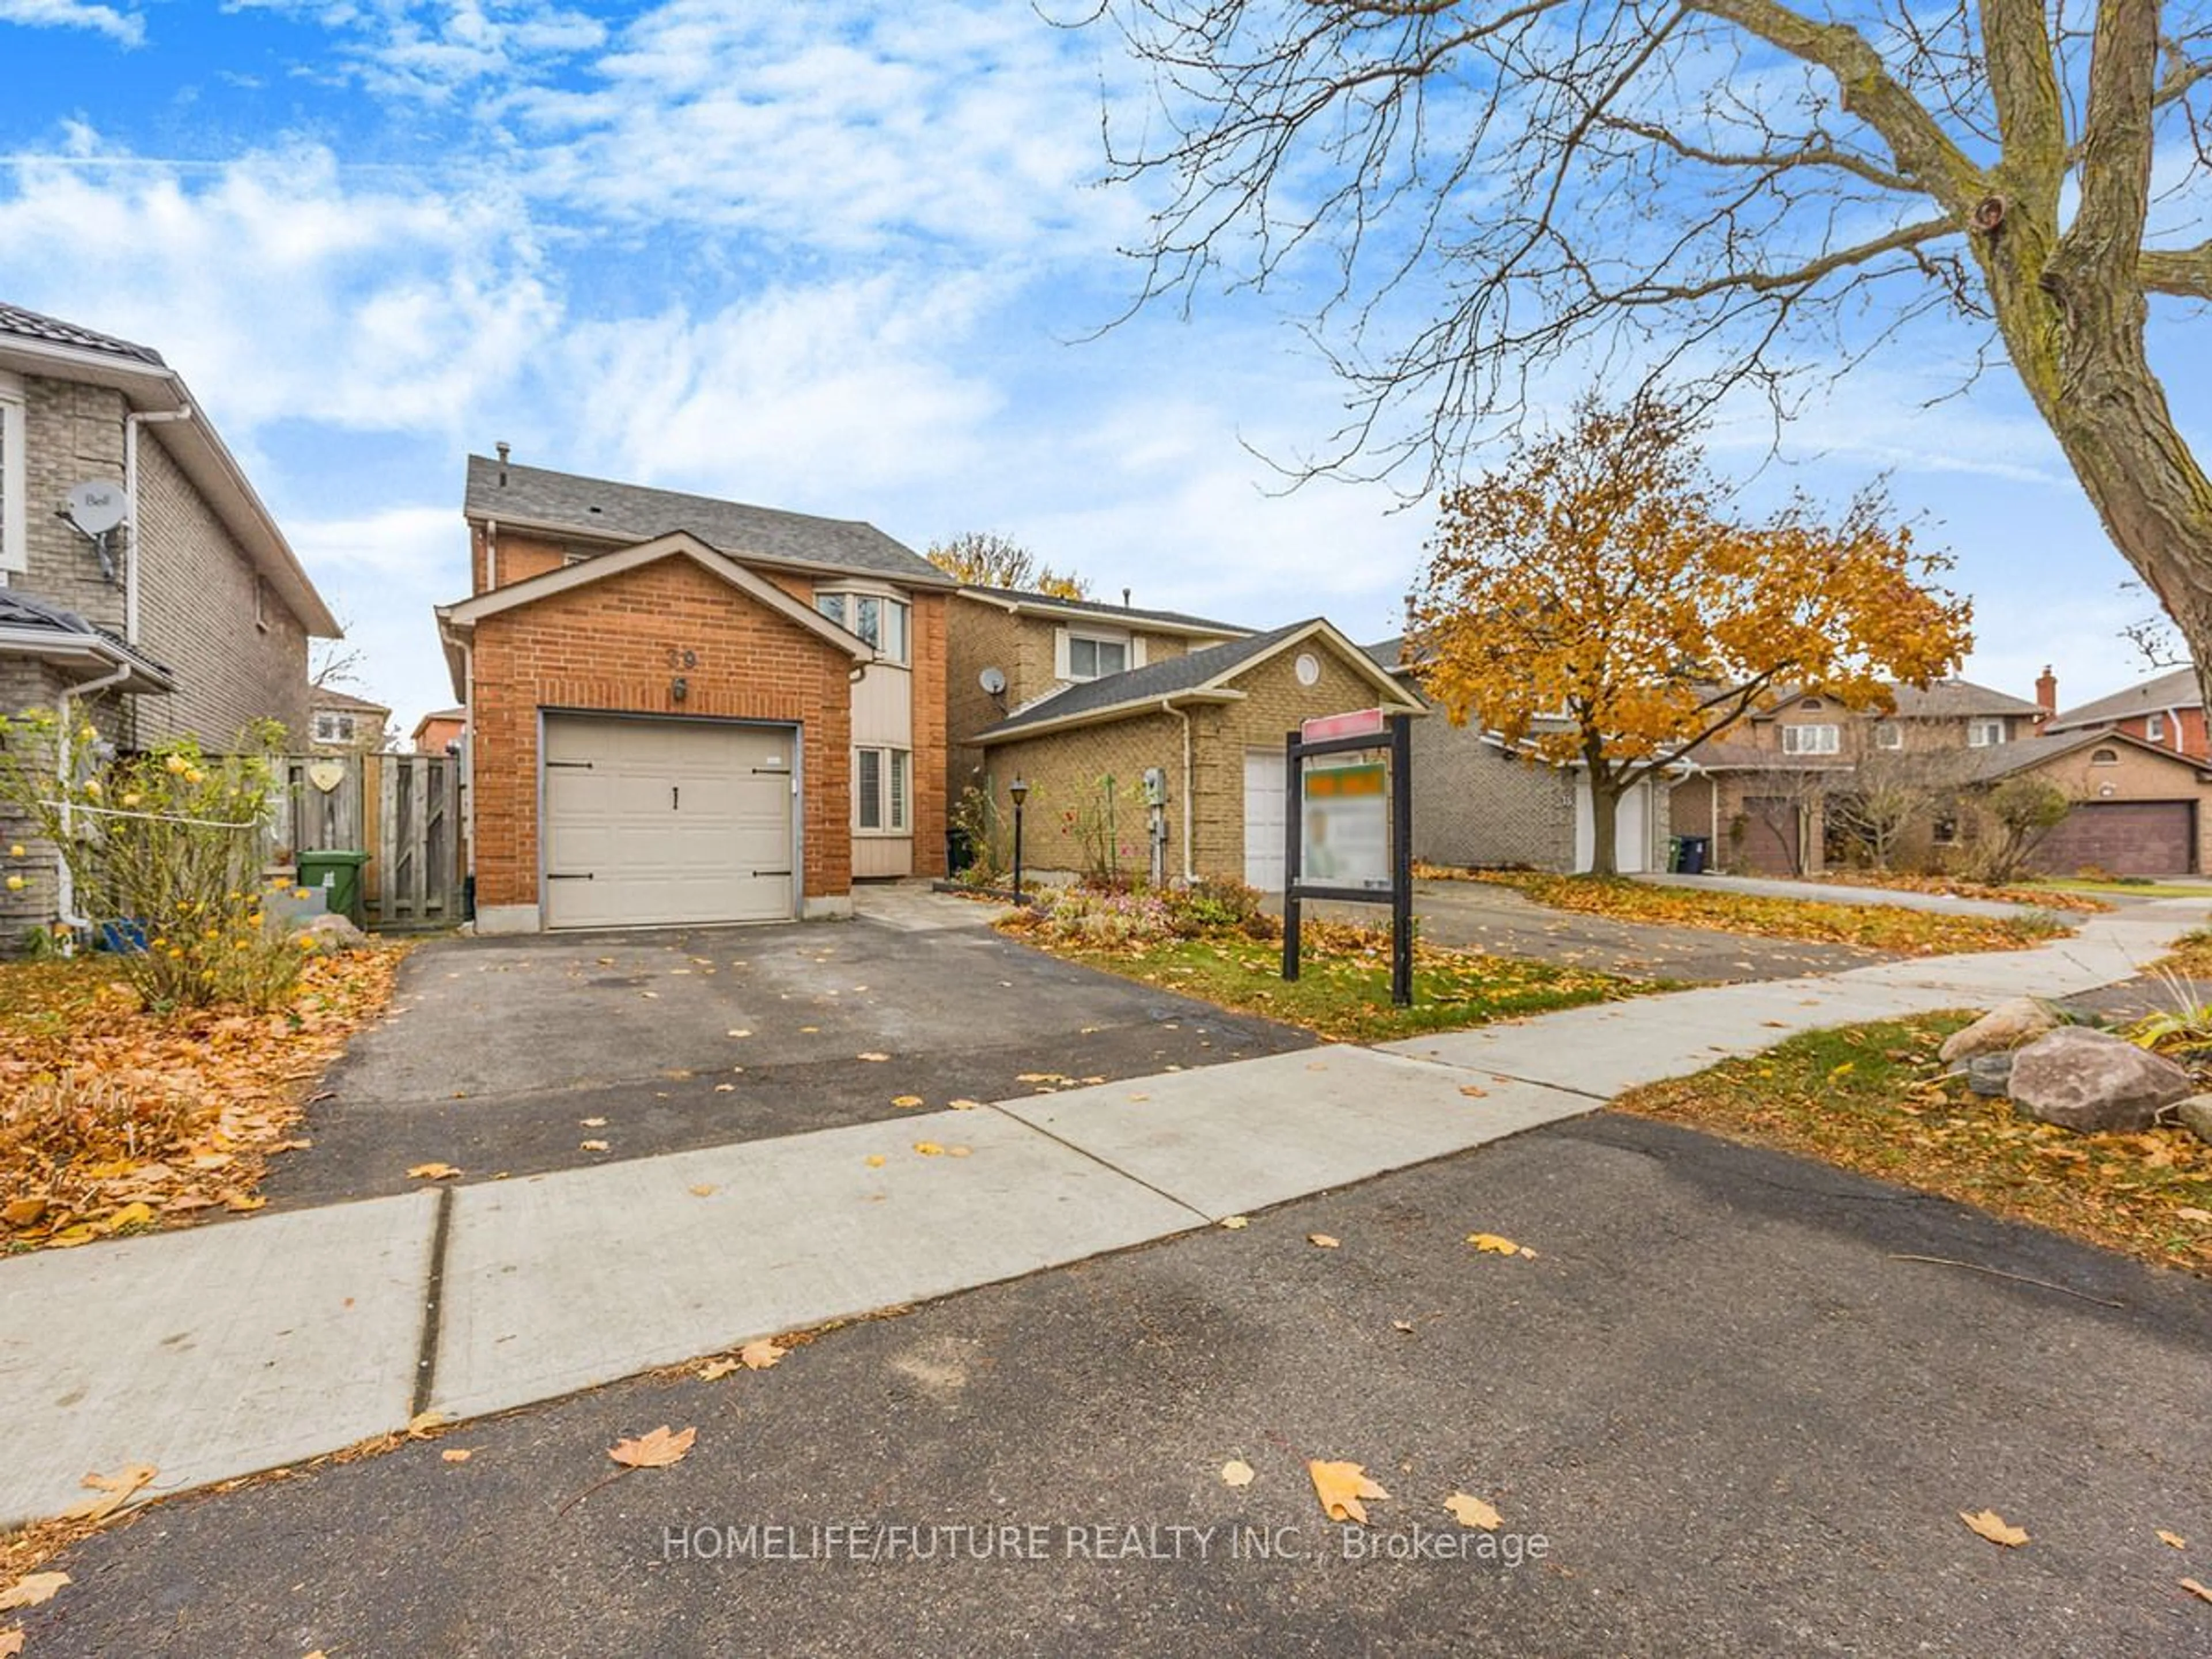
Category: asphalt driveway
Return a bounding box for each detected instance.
[28,1115,2209,1656]
[264,918,1311,1208]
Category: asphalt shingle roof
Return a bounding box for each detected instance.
[310,685,392,714]
[1883,678,2047,719]
[975,619,1320,739]
[2048,666,2202,730]
[962,584,1248,635]
[464,456,948,585]
[0,302,166,368]
[0,590,175,678]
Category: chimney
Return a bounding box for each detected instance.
[495,441,511,486]
[2035,664,2057,718]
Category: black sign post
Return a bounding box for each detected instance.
[1282,711,1415,1007]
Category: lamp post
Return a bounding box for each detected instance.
[1008,777,1029,904]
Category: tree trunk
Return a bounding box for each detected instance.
[1586,768,1621,877]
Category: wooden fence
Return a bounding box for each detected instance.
[271,753,464,931]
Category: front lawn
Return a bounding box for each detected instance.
[1011,921,1653,1044]
[1468,870,2071,956]
[1,945,406,1251]
[1617,1017,2212,1274]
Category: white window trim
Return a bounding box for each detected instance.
[0,372,25,578]
[815,582,911,665]
[2147,711,2167,741]
[1055,624,1143,681]
[1781,722,1839,756]
[853,744,912,836]
[314,711,357,745]
[1874,724,1903,750]
[2090,747,2120,766]
[1967,719,2006,748]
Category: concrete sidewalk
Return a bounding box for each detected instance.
[1632,870,2053,918]
[2,899,2199,1529]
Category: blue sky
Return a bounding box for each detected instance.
[0,0,2199,734]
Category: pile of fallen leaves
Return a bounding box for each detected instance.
[1474,872,2070,956]
[1796,869,2111,915]
[0,945,405,1250]
[1618,1017,2212,1272]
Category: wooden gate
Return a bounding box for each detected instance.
[274,753,464,931]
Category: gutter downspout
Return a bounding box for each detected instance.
[1162,698,1196,885]
[124,406,195,646]
[52,660,137,938]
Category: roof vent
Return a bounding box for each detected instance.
[495,441,511,485]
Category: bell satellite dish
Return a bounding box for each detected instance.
[65,480,127,537]
[979,666,1008,695]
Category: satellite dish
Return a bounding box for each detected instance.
[979,666,1008,695]
[65,480,127,537]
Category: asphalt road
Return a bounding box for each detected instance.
[259,919,1312,1208]
[24,1115,2209,1657]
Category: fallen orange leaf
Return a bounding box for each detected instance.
[407,1162,460,1181]
[2158,1529,2188,1549]
[1308,1233,1340,1249]
[60,1463,158,1523]
[740,1339,784,1370]
[892,1095,925,1109]
[1308,1460,1388,1524]
[609,1425,696,1469]
[1221,1459,1255,1488]
[1444,1493,1502,1531]
[1959,1509,2028,1547]
[441,1448,472,1464]
[699,1358,740,1381]
[0,1573,68,1611]
[2181,1577,2212,1605]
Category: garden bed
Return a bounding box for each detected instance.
[0,944,406,1251]
[1464,871,2071,956]
[1616,1017,2212,1274]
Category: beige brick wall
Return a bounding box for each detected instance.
[977,631,1414,885]
[1402,699,1577,870]
[17,377,129,635]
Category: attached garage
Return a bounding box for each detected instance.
[1572,776,1661,874]
[2030,799,2197,877]
[541,714,799,929]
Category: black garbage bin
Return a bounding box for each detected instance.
[1679,836,1710,876]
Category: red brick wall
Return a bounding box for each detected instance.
[2111,708,2210,760]
[910,590,949,876]
[469,554,854,909]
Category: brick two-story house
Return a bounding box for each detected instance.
[435,454,952,932]
[1,301,339,938]
[2044,665,2209,760]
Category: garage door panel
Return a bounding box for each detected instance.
[541,715,798,929]
[2029,800,2194,877]
[1245,750,1286,892]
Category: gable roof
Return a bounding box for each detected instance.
[434,531,874,698]
[955,584,1249,638]
[0,590,175,692]
[0,302,166,368]
[973,618,1422,743]
[464,456,949,587]
[2047,666,2202,732]
[0,300,339,638]
[1950,724,2211,783]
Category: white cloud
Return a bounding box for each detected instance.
[224,0,605,98]
[0,0,143,47]
[291,506,470,725]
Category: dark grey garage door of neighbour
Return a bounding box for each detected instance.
[2030,800,2196,877]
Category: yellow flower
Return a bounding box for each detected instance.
[184,768,205,785]
[294,888,311,900]
[149,936,168,949]
[4,874,24,892]
[203,928,221,940]
[165,753,190,775]
[234,939,252,951]
[82,778,103,798]
[166,946,184,959]
[7,843,22,857]
[120,792,143,808]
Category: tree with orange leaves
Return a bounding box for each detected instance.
[1407,395,1974,876]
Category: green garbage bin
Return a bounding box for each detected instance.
[298,849,370,926]
[1666,836,1686,874]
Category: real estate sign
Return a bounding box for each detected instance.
[1299,759,1390,891]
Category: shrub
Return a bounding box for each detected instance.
[0,713,304,1010]
[1162,877,1272,938]
[1024,885,1180,947]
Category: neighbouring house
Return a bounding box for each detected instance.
[1672,677,2051,876]
[963,618,1426,891]
[435,452,952,933]
[1,300,340,941]
[1361,637,1673,874]
[307,685,392,753]
[946,583,1249,813]
[1948,727,2212,877]
[2043,665,2209,760]
[411,706,467,755]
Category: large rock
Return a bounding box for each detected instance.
[1939,998,2061,1063]
[2007,1027,2193,1134]
[2177,1095,2212,1147]
[295,911,369,953]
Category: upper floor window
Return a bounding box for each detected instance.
[815,589,909,664]
[1066,632,1130,681]
[1873,723,1903,750]
[2147,711,2167,742]
[0,374,25,578]
[313,711,357,746]
[1797,696,1824,711]
[2091,747,2120,766]
[1967,719,2007,748]
[1781,723,1839,755]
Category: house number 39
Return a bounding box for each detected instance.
[668,647,698,668]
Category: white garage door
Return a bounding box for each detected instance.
[1244,748,1286,891]
[1573,777,1652,874]
[542,715,796,930]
